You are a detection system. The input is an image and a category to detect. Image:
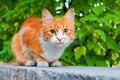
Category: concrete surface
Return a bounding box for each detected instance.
[0,65,120,80]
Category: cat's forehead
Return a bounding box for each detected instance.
[43,18,73,32]
[52,18,70,28]
[51,19,66,30]
[53,18,64,24]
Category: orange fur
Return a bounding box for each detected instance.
[3,8,75,67]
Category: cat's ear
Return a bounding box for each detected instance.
[42,9,53,25]
[64,8,74,25]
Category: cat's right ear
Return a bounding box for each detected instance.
[63,8,74,26]
[42,9,53,25]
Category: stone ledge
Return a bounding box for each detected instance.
[0,65,120,80]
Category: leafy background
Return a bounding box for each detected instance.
[0,0,120,67]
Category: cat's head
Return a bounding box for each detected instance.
[41,8,75,47]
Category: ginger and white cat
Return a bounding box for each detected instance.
[9,8,75,67]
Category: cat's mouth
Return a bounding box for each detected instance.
[55,42,65,46]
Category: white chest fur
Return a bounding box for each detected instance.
[41,46,64,62]
[40,41,66,62]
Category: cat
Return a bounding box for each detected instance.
[6,8,75,67]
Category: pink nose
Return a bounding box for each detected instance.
[57,38,62,41]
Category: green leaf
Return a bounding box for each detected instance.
[85,13,97,21]
[74,46,86,61]
[98,18,111,27]
[92,5,105,16]
[85,24,93,31]
[95,56,107,66]
[86,57,95,66]
[79,28,87,42]
[96,60,107,66]
[95,29,106,41]
[86,51,96,66]
[93,43,101,54]
[106,36,118,51]
[74,47,82,61]
[87,42,94,50]
[116,26,120,35]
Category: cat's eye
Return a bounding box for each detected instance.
[64,28,69,33]
[50,29,56,34]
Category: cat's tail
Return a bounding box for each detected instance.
[0,60,22,66]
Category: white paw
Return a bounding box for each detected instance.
[25,60,35,66]
[37,61,49,67]
[51,61,62,67]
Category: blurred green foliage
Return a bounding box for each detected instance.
[0,0,120,67]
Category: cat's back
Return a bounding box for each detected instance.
[21,17,42,30]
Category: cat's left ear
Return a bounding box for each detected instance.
[42,9,53,25]
[64,8,74,25]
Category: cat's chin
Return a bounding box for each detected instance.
[54,42,65,47]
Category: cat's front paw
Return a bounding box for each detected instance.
[25,60,35,66]
[37,61,49,67]
[51,60,62,67]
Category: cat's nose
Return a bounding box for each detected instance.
[57,38,62,41]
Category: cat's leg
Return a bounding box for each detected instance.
[30,54,49,67]
[37,61,49,67]
[16,52,36,66]
[14,48,36,66]
[14,53,35,66]
[50,60,62,67]
[12,33,36,66]
[25,59,36,66]
[23,53,36,66]
[36,56,49,67]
